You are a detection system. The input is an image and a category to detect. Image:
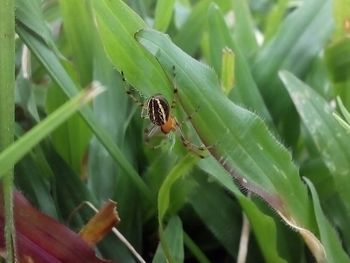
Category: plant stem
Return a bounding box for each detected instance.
[0,0,16,262]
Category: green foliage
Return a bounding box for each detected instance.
[3,0,350,262]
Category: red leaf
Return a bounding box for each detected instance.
[0,191,118,263]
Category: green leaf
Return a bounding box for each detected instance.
[281,71,350,255]
[263,0,289,41]
[174,0,210,55]
[91,0,170,98]
[158,154,197,222]
[15,0,55,50]
[199,158,288,263]
[59,0,94,85]
[154,0,175,32]
[136,28,318,259]
[157,154,196,263]
[153,216,184,263]
[304,177,350,263]
[207,3,271,122]
[16,25,152,205]
[0,85,103,178]
[325,38,350,83]
[220,47,235,96]
[46,83,91,175]
[231,0,258,56]
[189,175,240,258]
[253,0,332,118]
[280,71,350,214]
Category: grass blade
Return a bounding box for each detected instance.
[0,84,103,179]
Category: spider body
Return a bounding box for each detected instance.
[144,95,176,134]
[121,68,207,158]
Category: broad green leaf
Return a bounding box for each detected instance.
[46,83,91,175]
[87,37,131,202]
[189,175,240,258]
[281,71,350,253]
[154,0,175,32]
[15,0,55,50]
[153,216,184,263]
[158,154,197,222]
[280,71,350,215]
[231,0,258,56]
[304,177,350,263]
[325,38,350,83]
[136,29,318,259]
[253,0,332,118]
[263,0,289,41]
[0,85,102,178]
[157,155,196,263]
[199,158,288,263]
[60,0,94,85]
[174,0,210,55]
[91,0,170,99]
[15,153,58,218]
[16,26,152,205]
[207,4,271,122]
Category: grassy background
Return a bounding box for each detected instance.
[1,0,350,262]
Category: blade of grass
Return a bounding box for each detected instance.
[198,157,288,263]
[16,26,153,206]
[136,29,327,260]
[91,0,170,99]
[207,3,272,123]
[174,0,210,55]
[304,177,350,263]
[280,71,350,213]
[60,0,94,86]
[0,0,15,260]
[153,216,184,263]
[253,0,332,118]
[157,154,197,263]
[0,84,103,178]
[231,0,258,56]
[154,0,175,32]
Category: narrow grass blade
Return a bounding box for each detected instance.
[199,158,288,263]
[59,0,94,85]
[153,216,184,263]
[154,0,175,32]
[280,71,350,212]
[253,0,332,117]
[0,84,103,178]
[16,27,152,205]
[207,4,271,122]
[157,154,196,263]
[304,177,350,263]
[231,0,258,56]
[220,47,235,95]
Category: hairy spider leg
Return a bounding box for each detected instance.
[121,71,145,108]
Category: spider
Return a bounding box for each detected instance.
[121,67,207,158]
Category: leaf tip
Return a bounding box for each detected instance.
[83,81,105,103]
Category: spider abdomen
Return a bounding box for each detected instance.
[148,95,170,126]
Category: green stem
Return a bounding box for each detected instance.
[183,231,211,263]
[0,0,15,262]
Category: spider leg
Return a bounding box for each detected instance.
[174,120,207,158]
[144,124,160,142]
[143,124,169,149]
[121,71,145,108]
[170,65,178,110]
